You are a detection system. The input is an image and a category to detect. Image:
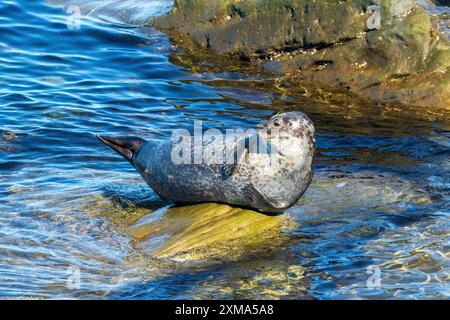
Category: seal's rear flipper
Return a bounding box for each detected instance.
[97,135,145,164]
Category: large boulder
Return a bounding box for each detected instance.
[154,0,450,109]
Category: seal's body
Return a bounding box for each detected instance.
[98,112,315,213]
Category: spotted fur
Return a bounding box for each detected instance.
[100,112,315,214]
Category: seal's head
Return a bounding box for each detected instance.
[257,111,315,157]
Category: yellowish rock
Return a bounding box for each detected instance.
[127,203,290,260]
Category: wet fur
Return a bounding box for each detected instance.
[98,112,315,213]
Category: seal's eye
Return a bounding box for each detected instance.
[273,121,281,127]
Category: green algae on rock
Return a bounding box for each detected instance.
[127,203,293,260]
[153,0,450,109]
[154,0,373,55]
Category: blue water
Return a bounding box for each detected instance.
[0,0,449,299]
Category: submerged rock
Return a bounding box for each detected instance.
[153,0,450,109]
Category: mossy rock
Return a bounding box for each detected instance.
[271,8,450,107]
[153,0,450,109]
[154,0,375,55]
[127,203,292,260]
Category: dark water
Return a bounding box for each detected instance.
[0,0,449,299]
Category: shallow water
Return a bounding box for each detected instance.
[0,0,449,299]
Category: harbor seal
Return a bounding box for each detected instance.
[97,111,315,213]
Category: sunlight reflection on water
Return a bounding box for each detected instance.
[0,0,449,299]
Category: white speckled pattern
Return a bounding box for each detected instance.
[133,112,315,213]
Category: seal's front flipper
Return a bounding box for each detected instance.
[243,184,287,213]
[220,134,282,180]
[220,163,237,179]
[97,135,145,164]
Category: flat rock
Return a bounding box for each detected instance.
[127,203,290,260]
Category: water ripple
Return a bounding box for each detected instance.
[0,0,449,299]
